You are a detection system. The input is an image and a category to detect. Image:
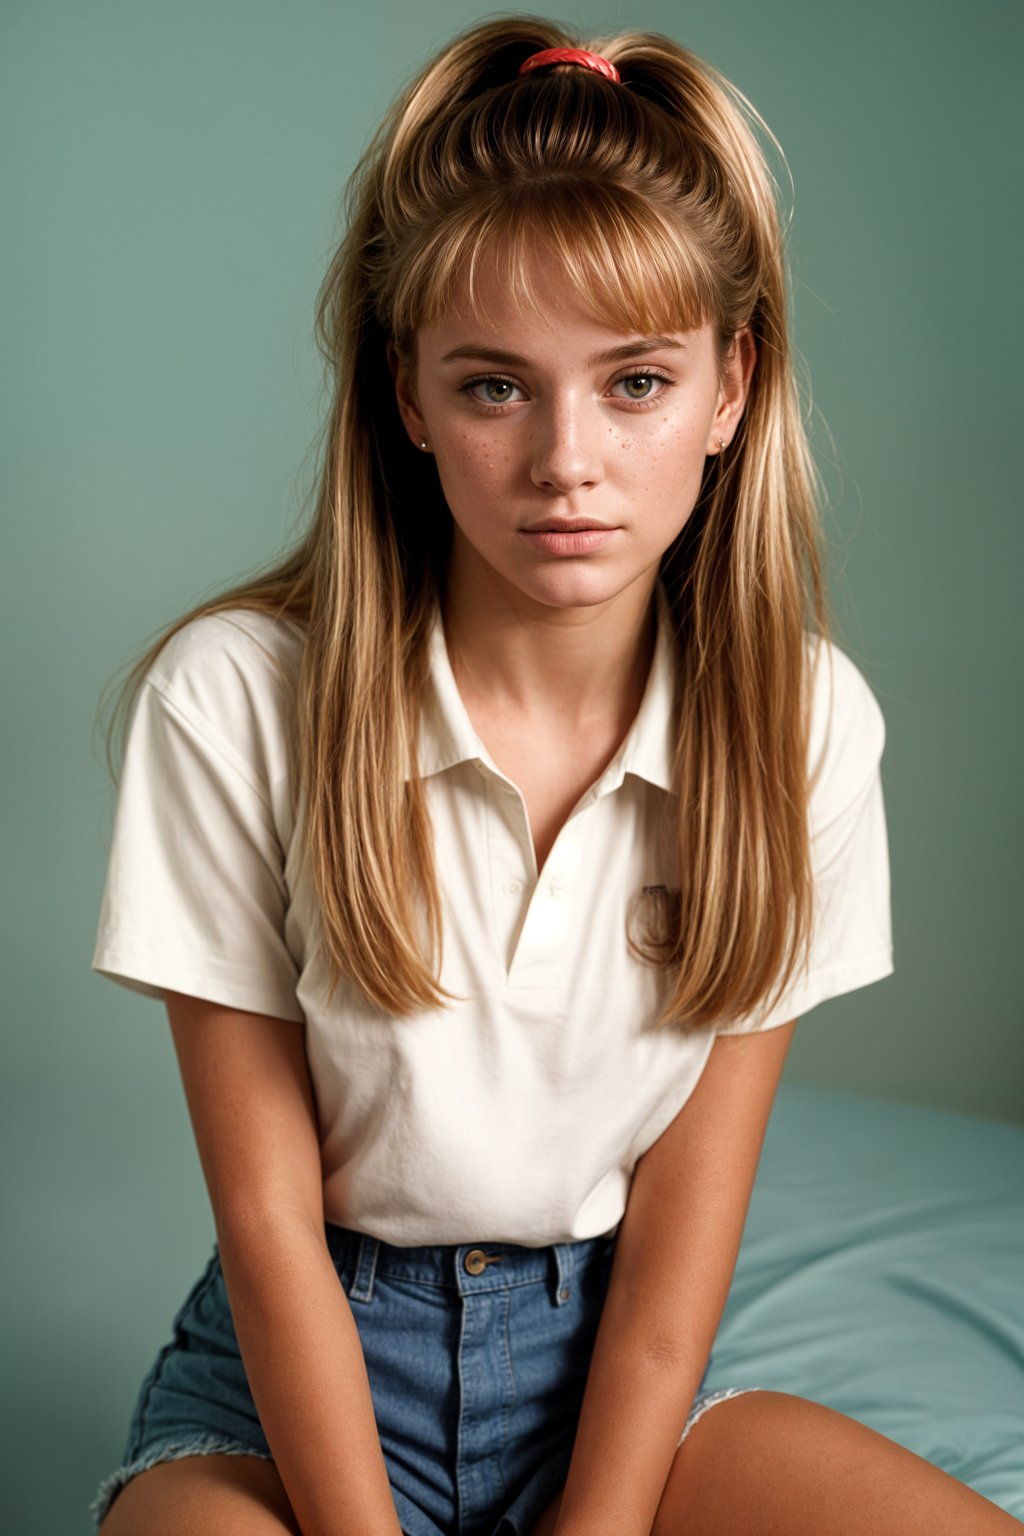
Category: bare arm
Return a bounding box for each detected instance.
[552,1019,798,1536]
[165,988,404,1536]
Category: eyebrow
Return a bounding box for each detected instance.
[440,335,689,367]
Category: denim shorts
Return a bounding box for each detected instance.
[91,1222,760,1535]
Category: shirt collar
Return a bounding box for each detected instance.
[411,582,678,796]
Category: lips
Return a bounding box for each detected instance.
[522,519,617,532]
[519,525,620,556]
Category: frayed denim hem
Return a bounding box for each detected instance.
[677,1385,763,1446]
[88,1394,764,1528]
[89,1434,273,1531]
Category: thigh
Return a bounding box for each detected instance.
[98,1453,301,1536]
[651,1390,1021,1535]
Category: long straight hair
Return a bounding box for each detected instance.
[100,15,829,1031]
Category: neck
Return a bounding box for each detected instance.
[440,550,660,730]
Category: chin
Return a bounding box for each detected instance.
[517,567,643,611]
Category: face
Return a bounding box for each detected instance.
[392,248,755,624]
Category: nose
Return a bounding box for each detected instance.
[530,394,603,494]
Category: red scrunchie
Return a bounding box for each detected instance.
[518,48,621,85]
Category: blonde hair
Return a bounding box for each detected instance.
[99,15,829,1031]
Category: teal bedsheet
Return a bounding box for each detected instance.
[704,1083,1024,1517]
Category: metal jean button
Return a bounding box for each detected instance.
[463,1248,503,1275]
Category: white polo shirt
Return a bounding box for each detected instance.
[91,589,893,1246]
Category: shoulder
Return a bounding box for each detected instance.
[137,607,307,797]
[148,607,305,702]
[803,635,887,830]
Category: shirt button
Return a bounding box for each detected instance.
[503,879,523,896]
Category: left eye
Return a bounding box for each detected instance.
[614,374,660,399]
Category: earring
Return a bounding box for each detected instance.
[419,437,429,451]
[718,438,727,453]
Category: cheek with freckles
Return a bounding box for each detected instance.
[436,437,513,511]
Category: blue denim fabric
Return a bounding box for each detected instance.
[91,1222,751,1535]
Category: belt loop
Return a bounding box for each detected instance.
[346,1233,380,1305]
[550,1241,576,1306]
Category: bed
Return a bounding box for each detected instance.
[703,1081,1024,1519]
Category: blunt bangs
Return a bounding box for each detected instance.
[388,179,721,344]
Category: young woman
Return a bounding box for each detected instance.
[89,16,1018,1536]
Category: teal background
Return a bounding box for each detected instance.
[3,2,1020,1531]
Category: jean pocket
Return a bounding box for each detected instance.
[171,1247,237,1352]
[168,1248,220,1333]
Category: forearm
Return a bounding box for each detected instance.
[552,1026,796,1534]
[551,1271,716,1536]
[217,1213,403,1536]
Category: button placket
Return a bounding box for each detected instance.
[506,811,590,978]
[479,767,536,974]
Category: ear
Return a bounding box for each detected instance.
[707,326,756,454]
[388,340,430,450]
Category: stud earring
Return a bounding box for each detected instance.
[718,438,727,453]
[419,437,429,451]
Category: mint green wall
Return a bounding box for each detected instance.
[3,3,1020,1531]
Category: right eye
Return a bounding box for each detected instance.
[460,375,525,408]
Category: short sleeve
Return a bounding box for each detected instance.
[715,639,894,1035]
[91,616,305,1022]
